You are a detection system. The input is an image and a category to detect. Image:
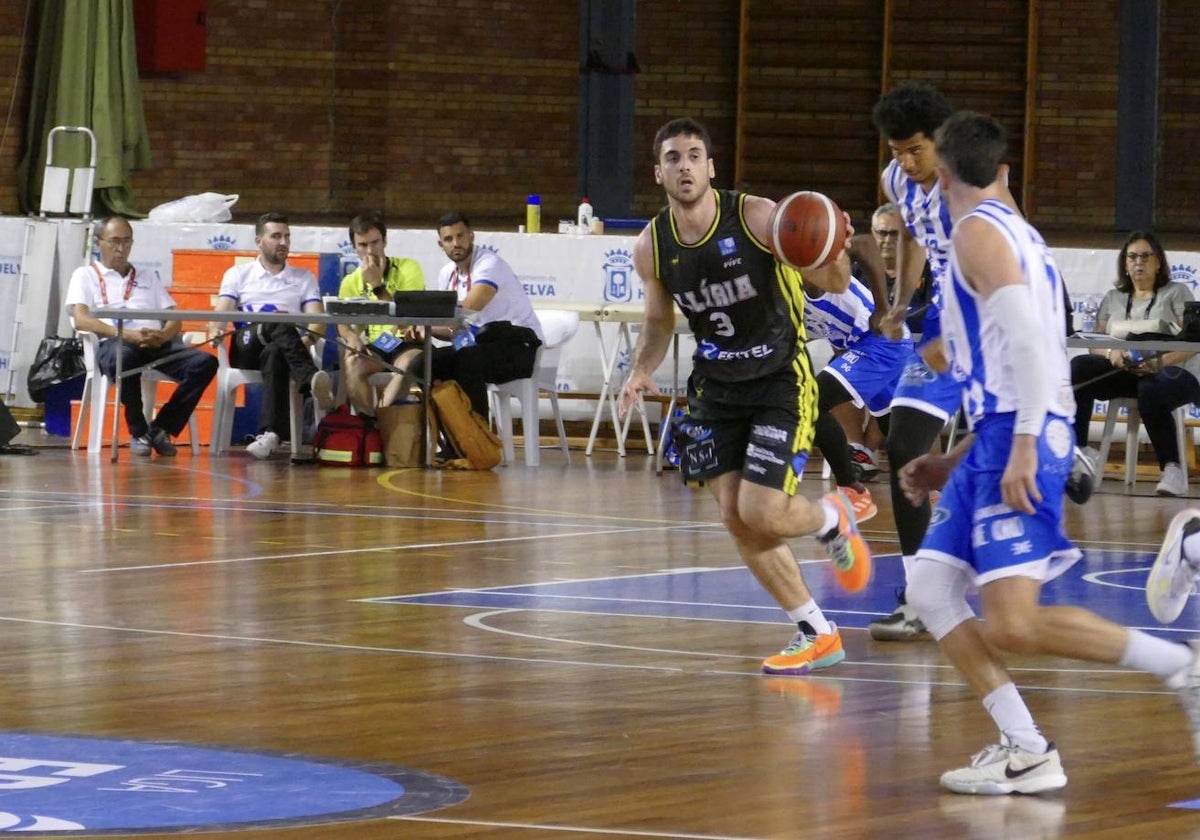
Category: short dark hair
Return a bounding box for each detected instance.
[1116,229,1171,293]
[653,117,712,163]
[349,212,386,243]
[436,211,470,231]
[872,82,954,141]
[256,212,289,237]
[934,111,1006,189]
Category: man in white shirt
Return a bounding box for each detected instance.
[65,216,218,456]
[402,212,543,416]
[209,213,333,459]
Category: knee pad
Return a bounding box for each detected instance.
[906,558,976,641]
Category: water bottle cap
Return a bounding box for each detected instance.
[582,197,590,203]
[527,194,541,205]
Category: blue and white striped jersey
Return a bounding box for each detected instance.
[940,199,1075,424]
[880,159,955,288]
[804,276,911,351]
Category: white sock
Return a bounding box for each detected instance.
[1183,531,1200,564]
[901,554,917,584]
[818,501,839,537]
[983,682,1049,754]
[1121,630,1194,687]
[786,599,832,636]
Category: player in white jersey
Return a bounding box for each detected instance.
[868,82,965,640]
[804,274,911,522]
[898,111,1200,795]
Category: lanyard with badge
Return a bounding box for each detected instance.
[364,258,401,354]
[92,263,137,307]
[92,263,138,332]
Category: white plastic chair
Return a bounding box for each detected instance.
[210,335,325,456]
[72,330,202,455]
[1095,397,1189,488]
[488,310,580,466]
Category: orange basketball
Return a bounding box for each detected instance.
[767,191,847,272]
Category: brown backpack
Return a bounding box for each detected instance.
[428,380,502,470]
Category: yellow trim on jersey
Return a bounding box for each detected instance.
[667,190,722,249]
[771,259,817,495]
[736,192,775,254]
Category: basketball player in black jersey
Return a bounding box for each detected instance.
[619,117,873,675]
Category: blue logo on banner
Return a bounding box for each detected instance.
[208,234,236,251]
[0,732,468,832]
[601,249,635,303]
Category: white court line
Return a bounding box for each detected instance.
[0,613,1169,696]
[82,525,695,574]
[392,815,761,839]
[460,608,1169,681]
[358,565,731,602]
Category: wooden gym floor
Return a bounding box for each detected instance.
[2,437,1200,838]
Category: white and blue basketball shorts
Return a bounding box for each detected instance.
[920,412,1082,586]
[823,332,912,416]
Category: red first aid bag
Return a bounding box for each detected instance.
[313,406,384,466]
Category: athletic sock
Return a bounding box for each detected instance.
[983,682,1049,754]
[1121,629,1194,687]
[787,600,832,636]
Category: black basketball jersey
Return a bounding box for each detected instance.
[651,189,806,383]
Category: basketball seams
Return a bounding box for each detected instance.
[769,190,841,272]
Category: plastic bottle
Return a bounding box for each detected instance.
[577,197,594,234]
[1081,298,1098,333]
[526,194,541,233]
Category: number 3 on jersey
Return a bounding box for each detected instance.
[709,311,734,337]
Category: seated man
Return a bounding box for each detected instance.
[403,211,544,417]
[66,215,218,456]
[209,212,334,459]
[336,212,425,416]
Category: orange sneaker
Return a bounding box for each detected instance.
[839,484,877,523]
[819,491,873,593]
[762,624,845,675]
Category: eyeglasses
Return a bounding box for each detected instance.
[1126,251,1156,263]
[873,229,900,240]
[100,236,134,248]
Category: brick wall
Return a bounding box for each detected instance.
[0,1,1194,237]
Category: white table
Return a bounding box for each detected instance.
[90,308,458,464]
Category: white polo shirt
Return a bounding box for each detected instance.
[217,258,321,313]
[436,247,543,341]
[64,260,175,331]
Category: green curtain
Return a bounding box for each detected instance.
[17,0,152,216]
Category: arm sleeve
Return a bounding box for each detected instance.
[986,283,1049,437]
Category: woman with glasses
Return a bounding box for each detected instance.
[1070,230,1199,496]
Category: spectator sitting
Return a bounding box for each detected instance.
[66,215,218,456]
[401,212,544,417]
[1069,230,1198,496]
[336,212,426,416]
[208,212,335,459]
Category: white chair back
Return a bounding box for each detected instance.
[488,310,580,466]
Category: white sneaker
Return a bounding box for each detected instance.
[247,431,280,460]
[1174,640,1200,762]
[1156,462,1187,497]
[1146,509,1200,623]
[310,370,335,412]
[940,738,1067,795]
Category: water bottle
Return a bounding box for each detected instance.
[1080,298,1098,333]
[577,197,594,234]
[526,194,541,233]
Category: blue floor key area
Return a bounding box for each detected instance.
[373,547,1198,637]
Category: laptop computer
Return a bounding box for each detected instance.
[393,290,457,318]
